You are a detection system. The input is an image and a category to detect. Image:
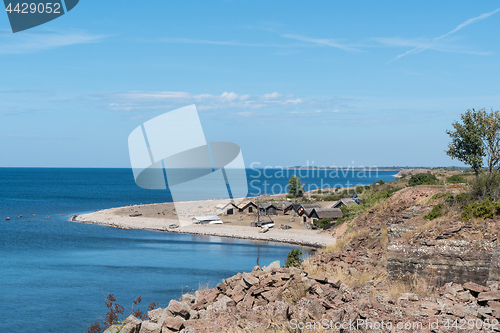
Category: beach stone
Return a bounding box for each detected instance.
[230,285,246,303]
[242,272,259,287]
[241,294,255,309]
[120,323,139,333]
[148,308,172,326]
[478,291,500,302]
[207,295,236,313]
[139,321,161,333]
[122,315,142,330]
[252,265,261,272]
[326,276,341,288]
[464,282,489,294]
[488,301,500,310]
[167,300,190,319]
[263,261,280,271]
[180,326,197,333]
[204,290,219,303]
[182,320,209,332]
[104,325,120,333]
[163,317,184,331]
[180,294,196,305]
[399,293,419,301]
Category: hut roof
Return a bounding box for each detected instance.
[313,208,343,219]
[332,198,357,208]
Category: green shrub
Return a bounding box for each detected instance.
[446,175,467,184]
[470,171,500,201]
[378,179,385,185]
[408,173,439,186]
[462,199,500,221]
[423,204,444,220]
[313,218,333,228]
[284,249,303,268]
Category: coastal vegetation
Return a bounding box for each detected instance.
[284,248,303,268]
[408,172,439,186]
[446,108,500,176]
[86,295,157,333]
[286,174,304,198]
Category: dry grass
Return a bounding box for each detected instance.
[281,281,307,304]
[385,274,435,299]
[321,228,370,254]
[197,281,211,291]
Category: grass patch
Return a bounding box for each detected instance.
[447,174,467,184]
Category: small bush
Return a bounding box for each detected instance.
[408,173,439,186]
[313,218,333,228]
[470,171,500,201]
[423,204,444,220]
[284,249,303,268]
[462,199,500,221]
[378,179,385,185]
[446,175,467,184]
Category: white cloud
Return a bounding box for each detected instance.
[262,92,282,99]
[0,30,108,54]
[100,90,342,116]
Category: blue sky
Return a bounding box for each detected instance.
[1,1,500,168]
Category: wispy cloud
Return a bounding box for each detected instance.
[82,90,348,122]
[281,34,362,52]
[159,37,304,48]
[0,30,108,54]
[374,36,490,56]
[391,7,500,60]
[105,91,312,112]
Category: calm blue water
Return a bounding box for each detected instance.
[0,168,396,333]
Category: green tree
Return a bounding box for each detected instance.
[284,248,303,268]
[446,108,500,177]
[287,174,305,197]
[478,109,500,174]
[446,109,485,177]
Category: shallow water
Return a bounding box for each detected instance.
[0,168,395,332]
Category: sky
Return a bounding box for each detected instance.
[1,1,500,168]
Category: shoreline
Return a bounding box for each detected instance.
[71,203,335,249]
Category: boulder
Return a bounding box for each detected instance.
[180,294,196,305]
[478,291,500,302]
[262,261,280,271]
[163,317,184,332]
[180,326,198,333]
[139,321,161,333]
[207,295,236,313]
[121,315,142,333]
[120,323,139,333]
[464,282,489,294]
[167,300,190,319]
[242,272,259,287]
[104,325,120,333]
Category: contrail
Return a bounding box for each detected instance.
[394,7,500,60]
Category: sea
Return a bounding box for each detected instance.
[0,168,397,333]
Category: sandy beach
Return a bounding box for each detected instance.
[72,200,336,248]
